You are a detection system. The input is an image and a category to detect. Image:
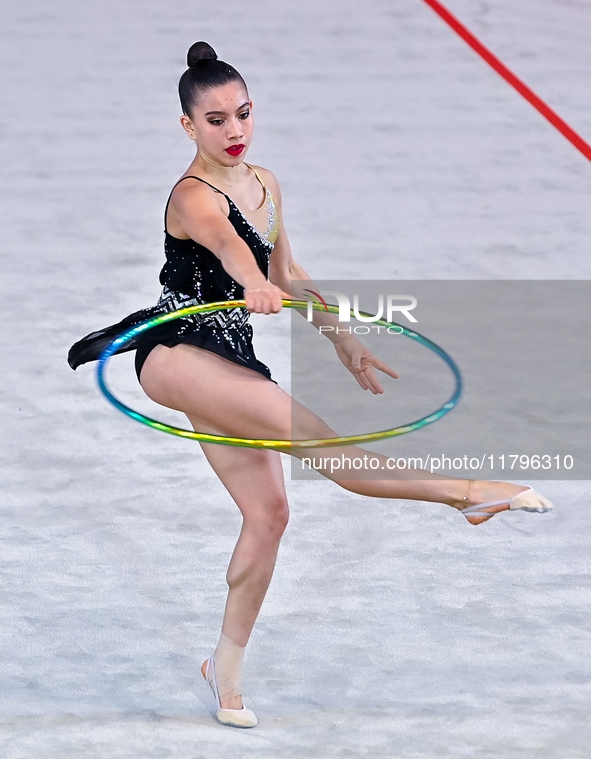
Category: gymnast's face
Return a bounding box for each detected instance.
[180,81,253,166]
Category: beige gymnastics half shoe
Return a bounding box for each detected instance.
[203,657,258,728]
[461,486,554,521]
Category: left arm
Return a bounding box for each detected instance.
[261,170,399,394]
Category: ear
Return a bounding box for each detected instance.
[180,114,197,142]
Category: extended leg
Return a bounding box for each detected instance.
[140,344,545,529]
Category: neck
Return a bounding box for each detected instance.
[192,151,248,186]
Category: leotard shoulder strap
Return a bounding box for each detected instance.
[244,164,279,244]
[246,164,266,188]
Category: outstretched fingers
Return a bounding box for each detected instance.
[352,354,399,395]
[373,356,399,381]
[334,335,399,394]
[354,367,383,394]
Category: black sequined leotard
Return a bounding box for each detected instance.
[68,167,279,381]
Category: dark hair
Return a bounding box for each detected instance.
[178,42,248,116]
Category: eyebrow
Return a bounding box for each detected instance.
[204,101,250,116]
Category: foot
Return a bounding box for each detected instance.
[201,658,258,728]
[450,481,532,525]
[201,660,244,711]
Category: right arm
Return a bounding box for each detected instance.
[168,179,284,314]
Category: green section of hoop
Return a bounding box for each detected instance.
[97,299,462,449]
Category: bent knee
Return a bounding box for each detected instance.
[244,498,289,537]
[266,499,290,535]
[276,502,290,533]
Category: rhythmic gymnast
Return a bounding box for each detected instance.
[68,41,554,728]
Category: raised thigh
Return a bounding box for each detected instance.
[138,343,335,443]
[138,343,410,494]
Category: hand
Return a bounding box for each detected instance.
[244,281,284,314]
[333,335,399,394]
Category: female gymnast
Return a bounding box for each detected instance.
[68,41,554,728]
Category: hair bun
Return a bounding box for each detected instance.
[187,41,218,67]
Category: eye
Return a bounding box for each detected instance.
[238,110,250,120]
[208,118,224,125]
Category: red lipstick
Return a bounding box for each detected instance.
[225,144,245,156]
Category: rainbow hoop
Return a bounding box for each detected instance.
[97,300,462,448]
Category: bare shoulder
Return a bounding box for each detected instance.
[171,176,216,205]
[166,175,231,240]
[168,176,229,225]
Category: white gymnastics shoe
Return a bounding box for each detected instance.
[203,657,258,728]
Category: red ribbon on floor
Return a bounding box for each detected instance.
[421,0,591,162]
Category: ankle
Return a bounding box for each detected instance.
[444,479,477,510]
[214,633,245,704]
[451,480,530,511]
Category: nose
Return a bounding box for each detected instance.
[227,117,244,139]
